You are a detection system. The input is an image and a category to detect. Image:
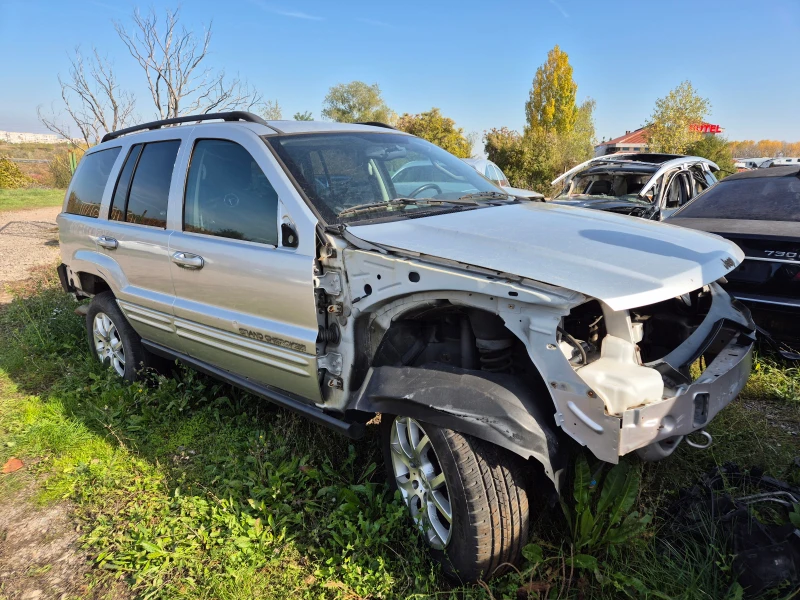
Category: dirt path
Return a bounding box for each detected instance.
[0,481,129,600]
[0,206,61,303]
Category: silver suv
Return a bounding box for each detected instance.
[57,112,755,580]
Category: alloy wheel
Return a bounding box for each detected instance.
[92,311,125,377]
[389,416,453,549]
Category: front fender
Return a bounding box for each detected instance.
[351,365,567,491]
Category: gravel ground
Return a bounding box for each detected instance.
[0,206,61,303]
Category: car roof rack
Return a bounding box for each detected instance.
[101,111,269,143]
[356,121,398,130]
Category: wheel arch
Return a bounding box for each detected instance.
[350,364,568,492]
[67,249,127,297]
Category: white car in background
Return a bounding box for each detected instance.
[462,158,544,201]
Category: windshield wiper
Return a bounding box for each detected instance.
[337,197,478,218]
[457,191,514,202]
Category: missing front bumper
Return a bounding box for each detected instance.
[619,334,754,456]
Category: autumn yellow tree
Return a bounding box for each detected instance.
[647,81,710,154]
[397,108,472,158]
[525,45,578,135]
[488,46,593,193]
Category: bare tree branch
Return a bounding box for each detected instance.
[38,47,135,148]
[114,7,264,119]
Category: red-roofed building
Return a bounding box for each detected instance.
[594,123,723,157]
[594,128,650,156]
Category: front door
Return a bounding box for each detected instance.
[168,133,321,402]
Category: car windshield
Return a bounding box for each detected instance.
[555,171,654,203]
[265,132,505,224]
[674,176,800,222]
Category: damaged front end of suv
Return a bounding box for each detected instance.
[302,196,755,496]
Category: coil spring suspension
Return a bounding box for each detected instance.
[477,342,514,373]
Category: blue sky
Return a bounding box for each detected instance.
[1,0,799,144]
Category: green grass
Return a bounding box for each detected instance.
[0,188,65,213]
[0,274,798,599]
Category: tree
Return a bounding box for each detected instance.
[115,8,268,119]
[293,111,313,121]
[647,81,710,154]
[321,81,395,124]
[525,45,578,135]
[484,128,550,191]
[487,46,594,195]
[38,47,135,148]
[486,100,595,195]
[728,139,800,159]
[259,101,282,120]
[397,108,472,157]
[551,98,596,176]
[485,128,528,186]
[686,135,736,179]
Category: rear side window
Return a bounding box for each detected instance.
[183,139,279,245]
[65,147,121,217]
[124,140,181,227]
[675,176,800,222]
[109,144,144,221]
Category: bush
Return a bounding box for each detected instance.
[0,156,32,188]
[48,153,74,188]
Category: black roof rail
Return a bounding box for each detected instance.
[356,121,398,130]
[101,111,269,143]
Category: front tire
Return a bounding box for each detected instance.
[86,291,147,382]
[381,415,530,581]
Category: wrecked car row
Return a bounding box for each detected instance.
[549,154,800,344]
[58,113,757,580]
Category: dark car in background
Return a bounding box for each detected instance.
[551,154,719,220]
[667,166,800,341]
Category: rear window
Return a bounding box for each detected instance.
[675,176,800,222]
[65,147,121,217]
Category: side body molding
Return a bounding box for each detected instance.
[351,365,566,491]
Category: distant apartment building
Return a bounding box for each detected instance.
[594,123,724,156]
[0,130,70,144]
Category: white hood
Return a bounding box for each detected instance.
[348,202,743,311]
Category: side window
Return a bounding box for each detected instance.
[494,165,510,186]
[184,139,279,245]
[65,147,121,217]
[689,168,709,197]
[109,144,143,221]
[124,140,181,227]
[664,173,684,208]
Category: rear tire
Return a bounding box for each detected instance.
[381,415,530,582]
[86,291,148,382]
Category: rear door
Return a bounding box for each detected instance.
[95,137,184,348]
[168,127,321,401]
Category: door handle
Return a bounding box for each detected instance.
[97,236,118,250]
[171,251,204,270]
